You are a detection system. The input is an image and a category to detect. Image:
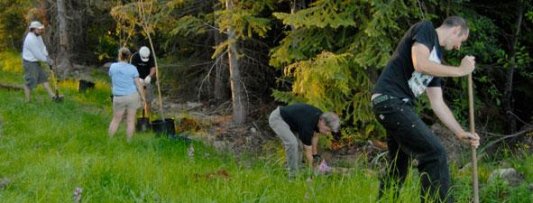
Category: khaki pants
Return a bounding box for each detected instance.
[112,93,141,112]
[269,107,302,177]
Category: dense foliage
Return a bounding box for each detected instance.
[0,0,531,141]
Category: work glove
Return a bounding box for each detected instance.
[144,76,152,84]
[318,160,332,173]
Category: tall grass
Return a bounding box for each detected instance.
[0,54,531,202]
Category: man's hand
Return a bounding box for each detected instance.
[459,55,476,76]
[457,131,480,149]
[312,154,321,166]
[47,57,54,67]
[144,76,151,84]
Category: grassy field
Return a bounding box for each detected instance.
[0,52,531,202]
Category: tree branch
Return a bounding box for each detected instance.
[479,126,533,154]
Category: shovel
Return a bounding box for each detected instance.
[136,101,151,132]
[468,74,479,203]
[49,64,63,102]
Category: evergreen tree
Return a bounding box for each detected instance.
[271,0,430,139]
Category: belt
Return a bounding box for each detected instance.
[23,59,38,63]
[371,94,396,106]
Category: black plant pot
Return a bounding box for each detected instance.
[78,80,95,93]
[151,118,176,138]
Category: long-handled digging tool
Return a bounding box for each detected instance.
[49,64,63,102]
[136,101,151,132]
[468,73,479,203]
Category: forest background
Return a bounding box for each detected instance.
[0,0,532,202]
[1,0,532,165]
[2,0,531,140]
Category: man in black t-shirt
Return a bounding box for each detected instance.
[372,16,480,202]
[268,103,340,179]
[130,46,155,116]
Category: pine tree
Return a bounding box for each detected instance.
[271,0,430,139]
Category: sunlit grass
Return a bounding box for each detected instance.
[0,53,531,202]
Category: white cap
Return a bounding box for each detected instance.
[29,21,45,29]
[139,46,150,62]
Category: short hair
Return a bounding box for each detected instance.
[320,112,340,133]
[118,47,131,62]
[442,16,469,36]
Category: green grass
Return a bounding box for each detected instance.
[0,52,531,202]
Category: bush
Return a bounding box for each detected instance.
[0,50,22,73]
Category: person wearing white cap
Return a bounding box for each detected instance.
[21,21,57,102]
[130,46,155,116]
[268,103,341,179]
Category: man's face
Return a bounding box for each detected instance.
[35,28,45,35]
[444,27,468,51]
[318,119,332,134]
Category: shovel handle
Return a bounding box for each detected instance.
[142,101,147,117]
[468,74,479,203]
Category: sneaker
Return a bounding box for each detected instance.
[52,95,64,102]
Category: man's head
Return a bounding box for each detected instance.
[139,46,150,62]
[439,16,469,51]
[318,112,340,137]
[28,21,45,35]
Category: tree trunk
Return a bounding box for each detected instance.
[503,0,524,133]
[214,10,228,102]
[214,55,229,102]
[226,0,247,124]
[290,0,306,29]
[56,0,72,77]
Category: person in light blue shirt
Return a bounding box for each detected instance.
[108,47,145,142]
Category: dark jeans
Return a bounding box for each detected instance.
[372,97,451,203]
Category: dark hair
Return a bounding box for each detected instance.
[442,16,469,35]
[118,47,131,62]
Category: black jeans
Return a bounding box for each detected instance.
[373,97,451,203]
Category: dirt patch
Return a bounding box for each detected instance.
[155,98,485,170]
[193,169,231,181]
[431,123,470,164]
[151,99,394,169]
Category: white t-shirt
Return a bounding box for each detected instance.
[22,32,48,62]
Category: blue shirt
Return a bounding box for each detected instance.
[109,62,139,96]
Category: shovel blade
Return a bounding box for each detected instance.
[136,118,151,132]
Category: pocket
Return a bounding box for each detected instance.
[372,99,403,114]
[372,99,406,130]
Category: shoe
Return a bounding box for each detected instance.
[52,95,64,102]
